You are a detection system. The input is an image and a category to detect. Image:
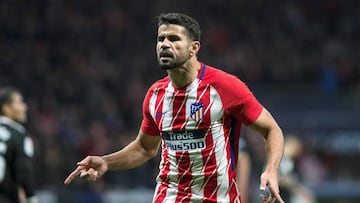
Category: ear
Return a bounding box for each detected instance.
[2,104,11,117]
[189,41,201,57]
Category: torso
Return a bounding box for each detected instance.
[142,63,262,203]
[0,117,27,202]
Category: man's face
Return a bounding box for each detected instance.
[4,92,27,123]
[156,24,193,70]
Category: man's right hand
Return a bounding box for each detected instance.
[64,156,108,185]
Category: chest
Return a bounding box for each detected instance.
[150,83,224,131]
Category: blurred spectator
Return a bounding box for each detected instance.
[279,136,316,203]
[236,138,251,203]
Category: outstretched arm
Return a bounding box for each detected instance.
[249,108,285,203]
[64,130,161,184]
[103,130,161,170]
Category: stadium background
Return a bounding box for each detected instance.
[0,0,359,202]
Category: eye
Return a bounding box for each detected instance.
[168,35,180,42]
[157,34,181,42]
[158,36,165,42]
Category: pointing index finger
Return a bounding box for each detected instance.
[64,165,85,185]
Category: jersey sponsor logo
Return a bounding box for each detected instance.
[190,102,204,122]
[162,130,206,151]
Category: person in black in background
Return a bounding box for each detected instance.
[0,87,38,203]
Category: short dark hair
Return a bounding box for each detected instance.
[158,13,201,42]
[0,87,19,115]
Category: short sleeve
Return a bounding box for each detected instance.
[140,88,161,136]
[218,74,263,126]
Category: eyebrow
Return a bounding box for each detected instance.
[158,33,182,40]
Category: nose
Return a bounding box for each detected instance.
[160,38,171,49]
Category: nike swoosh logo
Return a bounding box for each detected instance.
[155,111,169,118]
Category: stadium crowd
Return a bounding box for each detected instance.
[0,0,359,201]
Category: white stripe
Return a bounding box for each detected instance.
[161,82,175,131]
[161,82,178,202]
[209,86,231,202]
[148,88,158,119]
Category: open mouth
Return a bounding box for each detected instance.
[159,51,173,59]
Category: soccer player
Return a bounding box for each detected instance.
[0,87,38,203]
[65,13,285,203]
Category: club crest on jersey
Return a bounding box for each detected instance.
[190,102,204,122]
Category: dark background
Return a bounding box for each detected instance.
[0,0,359,202]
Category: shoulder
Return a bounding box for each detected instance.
[147,76,169,93]
[142,76,169,108]
[144,76,170,101]
[0,120,26,149]
[202,65,248,92]
[0,117,26,136]
[0,124,12,142]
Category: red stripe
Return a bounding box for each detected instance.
[175,152,192,203]
[171,89,193,202]
[223,116,242,202]
[154,142,171,202]
[170,90,187,129]
[201,136,218,201]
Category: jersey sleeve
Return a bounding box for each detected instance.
[140,87,160,136]
[218,73,263,126]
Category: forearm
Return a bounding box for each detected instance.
[102,139,156,171]
[264,126,284,172]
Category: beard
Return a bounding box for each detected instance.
[157,50,190,70]
[158,58,188,70]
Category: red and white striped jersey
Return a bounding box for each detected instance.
[141,63,263,203]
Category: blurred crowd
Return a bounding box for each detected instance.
[0,0,359,196]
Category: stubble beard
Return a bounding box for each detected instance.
[159,59,185,70]
[158,54,190,70]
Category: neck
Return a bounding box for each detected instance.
[167,59,201,89]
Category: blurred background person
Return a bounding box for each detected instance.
[236,137,251,203]
[0,87,38,203]
[279,135,316,203]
